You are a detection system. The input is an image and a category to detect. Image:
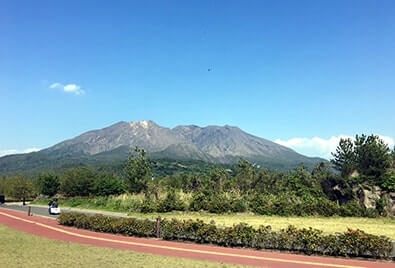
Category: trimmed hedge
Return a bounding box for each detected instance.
[58,212,393,259]
[161,219,392,258]
[58,212,156,237]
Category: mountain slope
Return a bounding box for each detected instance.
[173,125,299,160]
[0,120,325,174]
[46,121,186,155]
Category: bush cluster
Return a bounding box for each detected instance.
[189,192,247,213]
[58,212,156,237]
[133,192,368,217]
[58,212,393,259]
[249,194,369,217]
[136,190,187,213]
[57,168,126,197]
[161,219,392,258]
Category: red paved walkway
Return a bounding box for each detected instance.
[0,208,393,268]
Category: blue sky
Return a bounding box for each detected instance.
[1,0,394,158]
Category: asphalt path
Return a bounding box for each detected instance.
[0,203,72,219]
[0,203,128,219]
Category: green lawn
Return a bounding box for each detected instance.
[0,225,244,268]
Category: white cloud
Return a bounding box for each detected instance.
[49,82,85,95]
[0,148,40,157]
[49,82,62,89]
[275,135,394,160]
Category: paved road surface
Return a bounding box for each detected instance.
[0,203,126,219]
[0,203,72,219]
[1,208,394,268]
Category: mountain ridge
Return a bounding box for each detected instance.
[0,120,325,174]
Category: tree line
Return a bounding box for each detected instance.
[1,134,394,217]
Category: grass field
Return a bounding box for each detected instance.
[127,211,395,239]
[0,224,244,268]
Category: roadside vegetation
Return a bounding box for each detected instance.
[0,224,242,268]
[2,134,395,228]
[32,195,395,239]
[58,212,393,259]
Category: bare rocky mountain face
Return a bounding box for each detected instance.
[0,120,325,174]
[45,120,321,164]
[47,121,184,155]
[173,124,298,161]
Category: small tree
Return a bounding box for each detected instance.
[9,176,35,205]
[145,180,160,201]
[60,167,96,197]
[123,147,151,195]
[0,176,12,195]
[209,167,227,192]
[38,172,60,196]
[312,162,333,182]
[235,158,255,194]
[331,138,356,178]
[92,174,127,196]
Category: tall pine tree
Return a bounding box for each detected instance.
[331,138,356,177]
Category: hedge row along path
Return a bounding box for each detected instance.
[0,208,393,268]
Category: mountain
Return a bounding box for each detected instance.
[0,120,325,174]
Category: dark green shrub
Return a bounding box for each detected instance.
[223,223,256,247]
[363,208,379,218]
[207,194,231,213]
[303,198,339,217]
[58,212,156,237]
[92,175,127,196]
[249,193,270,215]
[161,218,217,243]
[189,192,208,211]
[139,198,157,213]
[334,229,393,258]
[250,194,354,217]
[37,172,60,196]
[58,212,84,226]
[89,214,117,233]
[282,226,324,254]
[60,167,96,197]
[380,171,395,191]
[157,189,186,212]
[229,196,247,213]
[270,196,292,216]
[111,217,156,237]
[375,198,387,216]
[339,200,364,217]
